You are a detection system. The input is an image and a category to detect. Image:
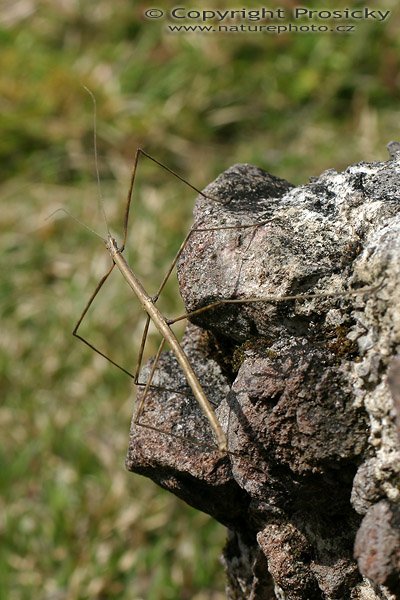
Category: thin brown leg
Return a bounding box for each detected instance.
[73,262,136,379]
[133,315,151,385]
[121,147,141,250]
[167,280,385,326]
[120,147,230,252]
[134,337,166,426]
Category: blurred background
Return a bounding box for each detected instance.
[1,0,399,598]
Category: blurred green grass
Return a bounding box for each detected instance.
[1,0,400,598]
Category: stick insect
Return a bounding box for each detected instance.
[73,91,382,456]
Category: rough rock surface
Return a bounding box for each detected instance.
[354,500,400,596]
[126,147,400,599]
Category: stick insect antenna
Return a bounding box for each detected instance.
[46,208,104,241]
[83,85,110,237]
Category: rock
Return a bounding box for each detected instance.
[388,356,400,442]
[126,147,400,599]
[354,500,400,596]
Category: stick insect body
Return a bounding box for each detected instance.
[105,233,228,452]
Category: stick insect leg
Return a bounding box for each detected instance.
[121,147,141,251]
[167,281,384,326]
[133,315,151,385]
[120,147,227,253]
[73,262,136,379]
[134,337,166,427]
[121,146,241,297]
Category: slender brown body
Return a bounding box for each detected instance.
[105,235,228,453]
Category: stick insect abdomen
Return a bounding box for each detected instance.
[105,235,228,453]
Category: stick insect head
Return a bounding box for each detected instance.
[105,234,121,259]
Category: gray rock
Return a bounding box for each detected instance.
[126,147,400,599]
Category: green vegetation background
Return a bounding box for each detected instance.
[1,1,399,599]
